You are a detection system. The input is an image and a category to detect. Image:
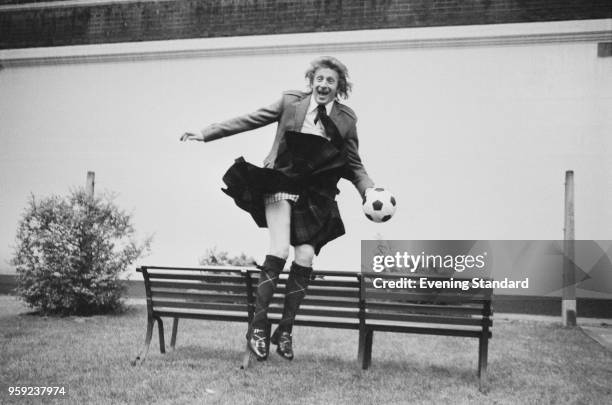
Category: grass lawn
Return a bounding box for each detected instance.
[1,295,611,405]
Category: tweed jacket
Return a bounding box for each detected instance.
[201,90,374,197]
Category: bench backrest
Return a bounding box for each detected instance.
[138,266,362,329]
[361,273,493,336]
[140,266,251,323]
[138,267,492,334]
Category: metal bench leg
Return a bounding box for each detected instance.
[170,318,179,350]
[358,328,365,367]
[132,316,155,366]
[364,330,373,369]
[359,329,373,369]
[155,316,166,354]
[478,335,489,393]
[241,341,253,370]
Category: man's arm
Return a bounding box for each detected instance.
[344,123,375,198]
[180,98,283,142]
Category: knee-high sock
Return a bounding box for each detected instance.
[251,255,286,330]
[278,262,313,334]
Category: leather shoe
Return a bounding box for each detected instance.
[247,328,268,361]
[271,328,294,360]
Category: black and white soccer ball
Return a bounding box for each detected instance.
[363,187,397,223]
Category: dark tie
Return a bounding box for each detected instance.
[313,103,343,149]
[314,104,326,125]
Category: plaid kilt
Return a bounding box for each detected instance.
[263,192,299,204]
[221,132,347,255]
[289,180,345,254]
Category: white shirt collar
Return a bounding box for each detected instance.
[308,94,334,115]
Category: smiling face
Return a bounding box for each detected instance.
[311,67,339,105]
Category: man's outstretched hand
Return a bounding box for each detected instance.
[180,131,203,142]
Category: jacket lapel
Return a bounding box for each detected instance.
[293,95,310,131]
[329,102,347,138]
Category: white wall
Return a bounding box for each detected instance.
[1,21,611,296]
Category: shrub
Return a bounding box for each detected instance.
[199,247,256,267]
[12,189,151,315]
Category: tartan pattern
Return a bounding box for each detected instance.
[263,192,299,205]
[290,188,345,254]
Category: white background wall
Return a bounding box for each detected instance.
[1,21,611,296]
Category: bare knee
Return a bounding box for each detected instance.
[294,244,315,267]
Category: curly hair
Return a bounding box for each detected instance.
[305,56,353,100]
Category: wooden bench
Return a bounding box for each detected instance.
[359,272,493,392]
[132,266,493,391]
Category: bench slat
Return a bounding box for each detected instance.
[247,269,361,278]
[367,323,491,338]
[147,273,245,283]
[292,319,359,329]
[270,296,360,307]
[247,278,359,289]
[293,286,359,298]
[366,301,487,315]
[366,311,491,326]
[249,287,359,299]
[153,301,358,320]
[155,311,359,329]
[150,281,247,293]
[152,300,247,313]
[150,290,361,307]
[151,290,248,304]
[267,306,359,319]
[309,278,360,288]
[365,290,491,303]
[149,290,248,303]
[155,310,249,323]
[153,309,491,335]
[143,265,251,273]
[268,313,359,328]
